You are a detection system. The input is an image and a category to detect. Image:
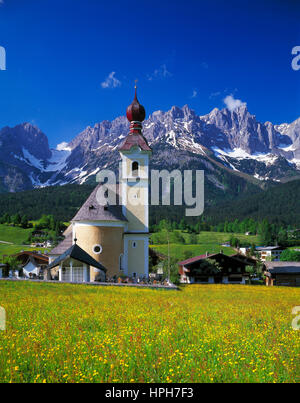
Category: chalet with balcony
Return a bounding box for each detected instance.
[178,252,253,284]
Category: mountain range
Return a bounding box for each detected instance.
[0,104,299,201]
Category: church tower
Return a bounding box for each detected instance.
[119,85,152,278]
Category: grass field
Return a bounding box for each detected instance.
[152,244,236,261]
[0,244,49,257]
[151,231,258,261]
[0,224,33,244]
[0,281,299,383]
[0,224,49,257]
[194,231,259,245]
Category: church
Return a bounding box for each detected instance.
[47,87,152,283]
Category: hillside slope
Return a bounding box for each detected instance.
[0,180,298,227]
[203,179,300,226]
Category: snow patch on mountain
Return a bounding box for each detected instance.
[46,149,71,172]
[22,148,45,171]
[212,147,279,166]
[1,105,300,192]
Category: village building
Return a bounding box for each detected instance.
[264,261,300,287]
[178,252,253,284]
[47,87,152,283]
[256,246,286,262]
[239,246,286,261]
[14,251,49,279]
[46,242,106,282]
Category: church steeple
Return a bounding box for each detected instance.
[119,84,151,151]
[118,86,152,278]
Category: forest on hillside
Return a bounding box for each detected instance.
[0,184,95,221]
[0,180,299,227]
[203,179,300,227]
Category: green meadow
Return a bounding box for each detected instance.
[0,281,299,383]
[0,224,49,257]
[151,231,260,261]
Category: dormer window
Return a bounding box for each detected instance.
[132,161,139,177]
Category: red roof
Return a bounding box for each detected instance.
[178,253,218,266]
[119,133,152,152]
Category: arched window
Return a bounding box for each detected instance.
[132,161,139,177]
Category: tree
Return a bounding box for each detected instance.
[179,218,186,231]
[3,213,10,224]
[229,236,240,248]
[158,219,171,232]
[21,215,29,228]
[11,213,21,226]
[246,263,263,281]
[183,250,194,260]
[248,243,256,257]
[170,231,185,244]
[277,228,288,244]
[193,259,222,275]
[195,222,201,233]
[36,214,51,230]
[162,257,180,285]
[2,256,20,276]
[258,219,274,245]
[280,249,300,262]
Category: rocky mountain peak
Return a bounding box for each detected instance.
[0,104,299,192]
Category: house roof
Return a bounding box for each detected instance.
[178,253,219,266]
[265,261,300,267]
[265,261,300,274]
[63,224,73,237]
[119,133,152,152]
[178,252,253,268]
[71,183,127,222]
[50,233,73,255]
[231,254,257,265]
[256,246,285,251]
[13,251,49,263]
[46,243,107,272]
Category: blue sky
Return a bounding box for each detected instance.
[0,0,299,148]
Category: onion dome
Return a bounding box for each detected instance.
[119,85,152,152]
[126,85,146,123]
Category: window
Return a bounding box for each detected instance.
[119,254,124,271]
[61,267,71,282]
[132,161,139,177]
[73,267,84,283]
[93,244,102,254]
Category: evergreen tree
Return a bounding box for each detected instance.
[3,213,10,223]
[21,215,28,228]
[280,249,300,262]
[179,218,186,231]
[11,213,21,226]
